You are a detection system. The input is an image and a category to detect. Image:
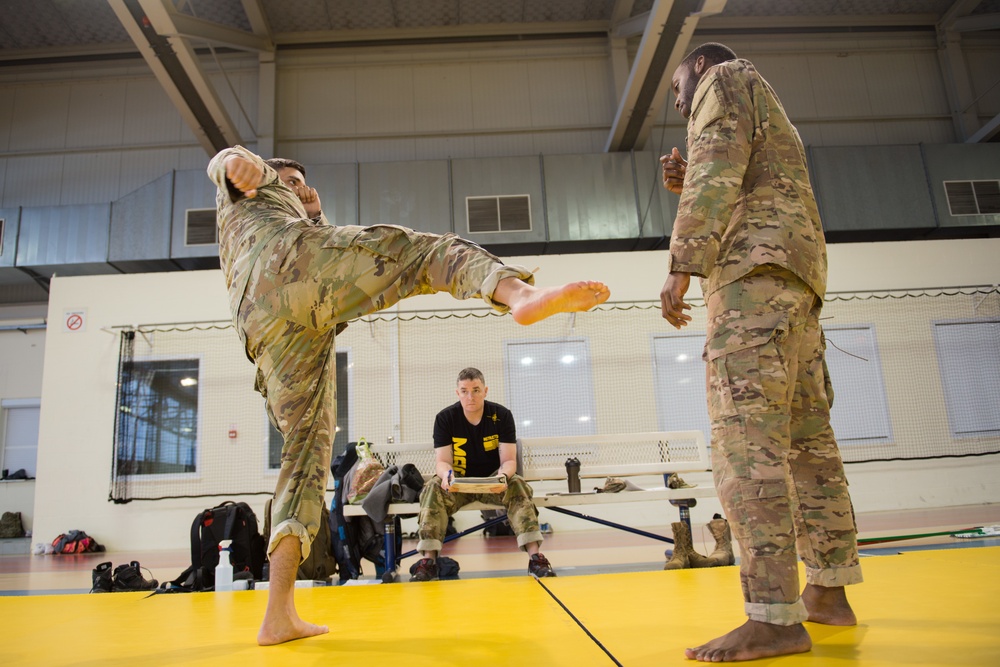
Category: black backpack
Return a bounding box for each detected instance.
[329,443,400,581]
[168,501,266,591]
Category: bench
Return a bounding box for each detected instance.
[342,430,717,581]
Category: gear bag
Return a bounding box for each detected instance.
[167,501,266,591]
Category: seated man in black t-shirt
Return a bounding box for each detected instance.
[411,367,556,581]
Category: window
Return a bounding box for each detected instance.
[116,359,199,475]
[944,180,1000,216]
[185,209,218,245]
[2,399,40,478]
[824,325,893,445]
[651,334,710,444]
[504,339,596,439]
[932,319,1000,437]
[466,195,532,233]
[267,351,351,469]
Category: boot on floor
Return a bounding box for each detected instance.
[663,521,702,570]
[689,515,735,568]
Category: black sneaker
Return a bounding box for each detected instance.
[113,561,159,591]
[91,561,113,593]
[409,558,439,582]
[528,553,556,578]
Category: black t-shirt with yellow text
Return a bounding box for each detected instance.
[433,401,516,478]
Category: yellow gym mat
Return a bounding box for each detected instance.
[1,547,997,666]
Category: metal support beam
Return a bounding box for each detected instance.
[967,112,1000,143]
[936,1,983,141]
[109,0,254,155]
[604,0,726,153]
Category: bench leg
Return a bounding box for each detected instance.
[544,506,673,544]
[669,498,696,533]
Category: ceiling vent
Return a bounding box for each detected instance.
[944,180,1000,216]
[466,195,532,233]
[185,209,218,246]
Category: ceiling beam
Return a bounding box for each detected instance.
[109,0,244,155]
[163,12,272,52]
[605,0,726,153]
[936,0,983,141]
[966,112,1000,143]
[949,12,1000,32]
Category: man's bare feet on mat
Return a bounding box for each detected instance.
[685,619,811,662]
[258,615,328,646]
[803,584,857,626]
[504,280,610,325]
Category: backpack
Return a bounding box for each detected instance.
[262,497,338,581]
[481,509,515,537]
[0,511,25,538]
[51,529,105,554]
[168,501,266,591]
[329,442,401,581]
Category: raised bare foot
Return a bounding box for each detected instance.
[684,619,811,662]
[257,614,329,646]
[508,281,610,325]
[802,584,857,626]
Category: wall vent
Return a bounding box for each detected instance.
[466,195,531,233]
[944,180,1000,216]
[185,209,218,246]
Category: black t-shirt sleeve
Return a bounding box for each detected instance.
[499,405,517,443]
[433,406,454,448]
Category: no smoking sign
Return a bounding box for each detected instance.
[63,309,87,333]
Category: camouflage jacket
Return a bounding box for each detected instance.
[207,145,333,319]
[670,59,827,299]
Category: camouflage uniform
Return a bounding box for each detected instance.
[207,146,533,562]
[671,60,862,625]
[416,474,543,553]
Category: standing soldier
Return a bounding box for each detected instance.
[658,43,862,662]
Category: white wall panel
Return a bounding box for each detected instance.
[356,137,416,163]
[2,155,64,207]
[413,63,474,132]
[413,135,477,160]
[747,56,819,119]
[9,85,70,151]
[278,69,356,138]
[61,152,122,204]
[471,61,533,129]
[807,54,873,119]
[65,80,126,149]
[122,79,186,145]
[473,133,536,157]
[118,149,181,196]
[967,46,1000,115]
[532,129,606,155]
[356,66,415,135]
[583,57,615,125]
[875,120,953,145]
[208,62,259,141]
[283,139,358,167]
[819,121,877,146]
[863,52,936,118]
[528,59,597,127]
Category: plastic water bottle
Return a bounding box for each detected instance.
[215,539,234,592]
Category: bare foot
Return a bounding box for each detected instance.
[802,584,857,626]
[257,613,329,646]
[507,280,610,325]
[685,620,811,662]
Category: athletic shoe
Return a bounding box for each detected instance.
[409,558,439,582]
[528,553,556,578]
[113,561,158,591]
[91,561,113,593]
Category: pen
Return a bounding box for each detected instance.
[447,470,453,486]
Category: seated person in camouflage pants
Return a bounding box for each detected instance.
[209,147,608,646]
[412,367,555,581]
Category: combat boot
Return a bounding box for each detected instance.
[663,521,699,570]
[689,515,735,568]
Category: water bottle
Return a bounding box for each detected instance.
[215,539,234,592]
[565,457,581,493]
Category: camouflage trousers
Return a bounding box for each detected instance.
[416,473,543,553]
[705,266,862,626]
[236,223,533,561]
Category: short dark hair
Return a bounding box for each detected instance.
[681,42,738,68]
[265,158,306,177]
[457,367,485,384]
